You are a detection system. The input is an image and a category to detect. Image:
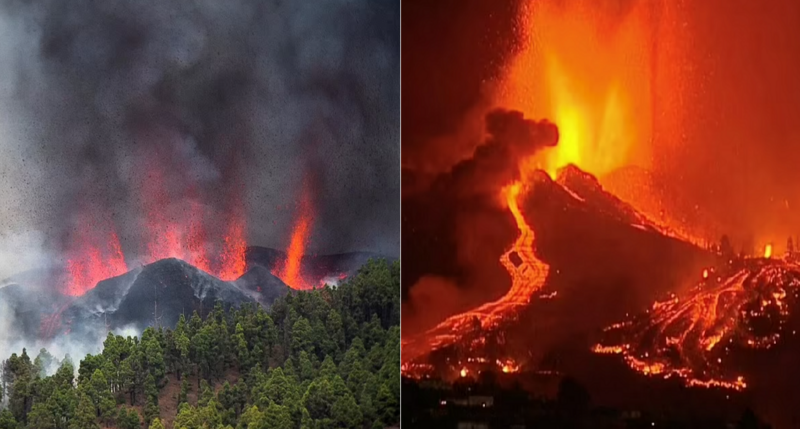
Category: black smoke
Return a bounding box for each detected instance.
[402,109,558,334]
[0,0,399,278]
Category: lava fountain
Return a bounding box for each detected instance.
[402,0,690,376]
[501,0,658,177]
[273,179,315,290]
[60,148,249,295]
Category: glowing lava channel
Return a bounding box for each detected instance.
[594,259,800,391]
[402,181,550,372]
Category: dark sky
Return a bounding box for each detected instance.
[401,0,520,291]
[402,0,522,170]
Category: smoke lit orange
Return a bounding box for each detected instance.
[501,1,655,178]
[62,152,249,295]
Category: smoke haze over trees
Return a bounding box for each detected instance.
[0,259,400,429]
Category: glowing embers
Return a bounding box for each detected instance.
[594,259,800,391]
[401,181,550,369]
[500,0,654,178]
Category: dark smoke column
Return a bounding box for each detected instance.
[0,0,400,287]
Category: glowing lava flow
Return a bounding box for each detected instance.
[274,181,314,290]
[594,258,800,390]
[402,181,550,374]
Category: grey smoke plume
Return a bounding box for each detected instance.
[0,0,399,281]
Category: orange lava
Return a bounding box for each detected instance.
[401,180,549,368]
[501,0,657,178]
[274,180,315,290]
[401,1,695,380]
[501,1,701,244]
[595,259,800,390]
[217,206,248,281]
[64,229,129,297]
[62,151,249,295]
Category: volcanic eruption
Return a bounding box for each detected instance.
[403,5,800,427]
[0,0,399,362]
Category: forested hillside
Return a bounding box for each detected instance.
[0,259,400,429]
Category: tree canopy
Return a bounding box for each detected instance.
[0,259,400,429]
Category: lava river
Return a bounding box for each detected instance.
[594,258,800,390]
[401,179,550,375]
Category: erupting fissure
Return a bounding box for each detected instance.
[61,153,249,296]
[273,180,315,290]
[64,230,129,297]
[402,180,550,375]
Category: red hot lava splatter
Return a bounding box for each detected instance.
[61,149,248,295]
[274,180,315,290]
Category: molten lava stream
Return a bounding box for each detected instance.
[402,181,550,366]
[594,259,800,391]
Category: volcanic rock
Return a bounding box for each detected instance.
[407,165,719,377]
[246,246,388,285]
[63,258,256,335]
[525,165,718,324]
[234,265,292,306]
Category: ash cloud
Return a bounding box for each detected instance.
[402,109,558,334]
[0,0,398,370]
[0,0,400,276]
[439,109,558,198]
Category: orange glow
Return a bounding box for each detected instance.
[501,1,655,178]
[137,153,247,281]
[217,211,247,281]
[499,359,520,374]
[595,258,800,391]
[764,244,773,259]
[64,229,128,296]
[702,269,709,279]
[62,151,249,296]
[401,180,550,367]
[460,368,468,378]
[274,180,314,290]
